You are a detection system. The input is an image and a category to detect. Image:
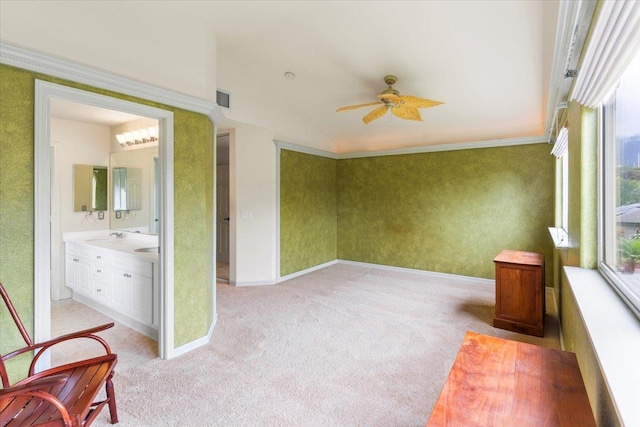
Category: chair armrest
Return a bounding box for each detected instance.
[0,374,74,427]
[3,323,115,377]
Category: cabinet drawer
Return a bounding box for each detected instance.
[92,263,109,280]
[92,279,110,304]
[91,249,109,263]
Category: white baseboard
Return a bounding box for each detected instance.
[231,279,276,287]
[278,260,339,283]
[337,259,495,285]
[171,314,218,359]
[73,293,158,340]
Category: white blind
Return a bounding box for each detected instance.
[570,1,640,108]
[551,127,569,157]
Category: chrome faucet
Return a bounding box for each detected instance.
[110,231,126,239]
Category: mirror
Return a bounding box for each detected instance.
[73,164,108,212]
[110,146,159,233]
[113,167,142,211]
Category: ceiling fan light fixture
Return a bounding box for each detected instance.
[336,75,443,124]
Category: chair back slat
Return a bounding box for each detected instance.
[0,282,33,347]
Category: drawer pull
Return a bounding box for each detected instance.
[97,269,102,273]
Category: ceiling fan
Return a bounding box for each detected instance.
[336,75,443,124]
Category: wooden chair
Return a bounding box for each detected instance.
[0,282,118,426]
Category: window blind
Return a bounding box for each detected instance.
[570,1,640,108]
[551,127,569,158]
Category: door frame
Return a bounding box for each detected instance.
[34,80,175,360]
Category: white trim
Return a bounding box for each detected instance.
[563,266,640,426]
[73,293,158,340]
[34,81,176,360]
[275,143,282,279]
[544,0,596,139]
[276,135,549,160]
[231,279,276,287]
[274,140,337,159]
[337,259,495,285]
[0,42,225,125]
[172,314,218,359]
[278,260,339,283]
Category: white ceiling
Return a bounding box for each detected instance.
[211,1,560,153]
[50,99,143,127]
[15,1,561,154]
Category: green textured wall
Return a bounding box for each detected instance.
[337,144,555,281]
[0,64,214,360]
[556,102,618,426]
[280,150,337,276]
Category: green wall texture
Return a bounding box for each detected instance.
[280,144,555,283]
[280,150,337,276]
[338,145,555,281]
[0,64,214,362]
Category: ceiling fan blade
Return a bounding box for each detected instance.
[363,105,389,124]
[377,93,401,104]
[391,105,423,121]
[336,101,384,112]
[398,95,444,109]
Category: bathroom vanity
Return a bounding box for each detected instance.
[64,231,159,340]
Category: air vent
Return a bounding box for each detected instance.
[216,90,230,109]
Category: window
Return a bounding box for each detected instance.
[600,49,640,318]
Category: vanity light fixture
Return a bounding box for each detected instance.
[116,126,159,147]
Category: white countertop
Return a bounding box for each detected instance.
[63,230,159,261]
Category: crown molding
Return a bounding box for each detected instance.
[276,135,548,160]
[274,140,338,159]
[0,42,226,125]
[544,0,597,140]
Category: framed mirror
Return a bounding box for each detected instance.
[73,164,108,212]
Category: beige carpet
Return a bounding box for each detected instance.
[90,263,559,426]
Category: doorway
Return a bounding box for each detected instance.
[216,133,230,281]
[34,80,175,363]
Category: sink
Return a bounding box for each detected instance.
[85,238,111,242]
[135,247,159,253]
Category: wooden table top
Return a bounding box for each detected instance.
[426,331,596,427]
[493,250,544,267]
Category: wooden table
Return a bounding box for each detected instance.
[426,332,596,427]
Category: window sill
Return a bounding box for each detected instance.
[564,266,640,426]
[548,227,570,248]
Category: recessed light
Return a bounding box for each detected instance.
[284,71,296,80]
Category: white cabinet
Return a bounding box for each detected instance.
[64,241,157,335]
[110,254,154,326]
[65,243,91,295]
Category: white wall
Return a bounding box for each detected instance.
[50,118,110,299]
[228,125,277,286]
[0,2,217,101]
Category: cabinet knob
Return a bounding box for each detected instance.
[97,269,102,273]
[97,289,102,292]
[97,256,102,259]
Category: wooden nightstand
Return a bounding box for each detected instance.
[493,250,545,337]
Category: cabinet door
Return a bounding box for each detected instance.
[130,274,153,325]
[76,257,92,296]
[110,268,130,313]
[65,253,77,290]
[496,265,542,325]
